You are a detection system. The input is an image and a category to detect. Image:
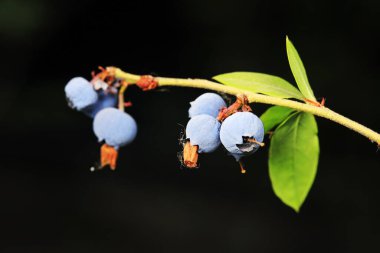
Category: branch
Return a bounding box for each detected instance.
[111,67,380,145]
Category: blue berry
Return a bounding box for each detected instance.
[93,108,137,149]
[83,91,118,118]
[64,77,98,110]
[220,112,264,160]
[188,93,226,118]
[186,114,221,153]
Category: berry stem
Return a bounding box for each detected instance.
[110,67,380,145]
[118,81,128,112]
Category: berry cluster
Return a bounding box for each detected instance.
[64,68,137,170]
[65,68,264,173]
[182,93,265,173]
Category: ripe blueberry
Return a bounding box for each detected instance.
[83,91,117,118]
[65,77,98,110]
[188,93,226,118]
[220,111,264,161]
[186,114,221,153]
[183,114,221,168]
[93,108,137,149]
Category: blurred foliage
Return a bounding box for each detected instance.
[0,0,48,39]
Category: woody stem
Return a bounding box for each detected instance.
[111,67,380,146]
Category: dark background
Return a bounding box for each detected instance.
[0,0,379,252]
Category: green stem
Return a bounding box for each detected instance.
[112,67,380,145]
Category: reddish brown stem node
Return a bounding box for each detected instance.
[217,94,252,122]
[304,97,326,107]
[90,66,117,88]
[136,75,159,91]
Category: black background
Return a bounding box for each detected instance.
[0,0,379,252]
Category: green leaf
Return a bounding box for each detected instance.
[213,72,304,100]
[286,36,316,101]
[269,112,319,212]
[260,106,296,133]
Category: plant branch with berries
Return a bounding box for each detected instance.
[111,68,380,145]
[65,37,379,212]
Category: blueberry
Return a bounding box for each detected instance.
[64,77,98,110]
[93,108,137,149]
[188,93,226,118]
[83,91,118,118]
[220,112,264,161]
[186,114,221,153]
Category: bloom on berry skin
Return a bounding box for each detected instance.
[93,108,137,149]
[65,77,98,110]
[183,114,221,168]
[93,108,137,170]
[186,114,221,153]
[83,91,117,118]
[188,93,227,118]
[220,111,264,161]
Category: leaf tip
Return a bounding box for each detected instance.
[291,204,301,213]
[286,35,294,49]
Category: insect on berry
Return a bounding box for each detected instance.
[182,114,221,168]
[64,77,98,110]
[93,108,137,170]
[189,93,227,118]
[220,111,265,172]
